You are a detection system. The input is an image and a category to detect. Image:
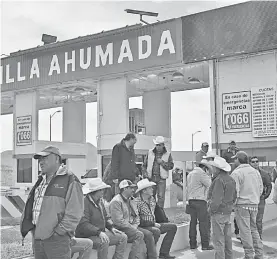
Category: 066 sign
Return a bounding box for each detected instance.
[16,115,32,146]
[224,112,250,130]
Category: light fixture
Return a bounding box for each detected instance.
[125,9,158,25]
[74,87,85,91]
[188,77,201,84]
[42,34,57,45]
[172,71,184,80]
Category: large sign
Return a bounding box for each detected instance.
[222,91,252,133]
[16,115,32,146]
[0,20,181,92]
[251,86,277,138]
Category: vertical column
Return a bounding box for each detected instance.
[62,101,86,143]
[97,77,129,177]
[14,91,39,186]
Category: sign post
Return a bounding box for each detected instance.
[16,115,32,146]
[222,91,252,133]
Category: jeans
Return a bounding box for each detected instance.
[256,199,265,238]
[71,238,94,259]
[117,226,144,259]
[34,234,71,259]
[188,199,210,248]
[235,206,263,259]
[138,227,158,259]
[89,230,127,259]
[152,176,166,208]
[234,218,240,235]
[143,223,177,256]
[211,214,233,259]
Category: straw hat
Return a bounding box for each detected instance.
[82,178,110,195]
[136,179,156,193]
[153,136,166,145]
[208,157,231,172]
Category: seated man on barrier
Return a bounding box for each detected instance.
[136,179,177,259]
[75,178,127,259]
[110,179,158,259]
[71,238,94,259]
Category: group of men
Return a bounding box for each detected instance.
[20,132,177,259]
[190,140,276,259]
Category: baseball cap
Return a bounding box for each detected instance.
[119,179,136,189]
[229,140,236,145]
[231,151,248,160]
[202,142,209,146]
[34,146,62,160]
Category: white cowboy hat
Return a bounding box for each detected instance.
[82,178,110,195]
[208,157,231,172]
[153,136,166,145]
[136,179,156,193]
[197,159,214,172]
[203,151,218,159]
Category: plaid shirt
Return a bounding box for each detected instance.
[136,195,156,227]
[32,174,53,225]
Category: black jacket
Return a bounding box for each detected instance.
[258,168,272,200]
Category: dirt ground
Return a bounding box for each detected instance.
[1,207,189,259]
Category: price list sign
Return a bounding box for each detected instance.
[251,86,277,138]
[222,91,252,133]
[16,115,32,146]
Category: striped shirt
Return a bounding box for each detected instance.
[136,195,156,226]
[32,174,53,225]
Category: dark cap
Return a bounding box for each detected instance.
[34,146,61,160]
[119,179,136,189]
[229,140,236,145]
[231,151,248,160]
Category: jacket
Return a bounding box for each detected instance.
[144,148,174,179]
[231,164,263,206]
[222,147,239,164]
[75,196,113,238]
[195,150,206,163]
[20,166,84,240]
[136,195,156,227]
[258,167,272,200]
[207,171,237,215]
[186,167,211,201]
[109,194,140,229]
[111,140,138,182]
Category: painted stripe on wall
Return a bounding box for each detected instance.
[1,196,21,218]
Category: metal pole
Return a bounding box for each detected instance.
[192,133,194,151]
[50,114,52,141]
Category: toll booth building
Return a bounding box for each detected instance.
[1,1,277,196]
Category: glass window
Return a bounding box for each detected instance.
[17,158,32,183]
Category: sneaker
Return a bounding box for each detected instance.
[236,234,241,240]
[202,245,214,251]
[190,245,198,250]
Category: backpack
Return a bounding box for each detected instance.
[154,204,169,223]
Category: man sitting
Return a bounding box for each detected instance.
[136,179,177,259]
[75,178,127,259]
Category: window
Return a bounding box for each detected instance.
[17,158,32,183]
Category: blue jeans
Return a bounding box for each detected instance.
[152,177,166,208]
[34,234,71,259]
[256,199,265,238]
[211,214,232,259]
[235,206,263,259]
[71,238,94,259]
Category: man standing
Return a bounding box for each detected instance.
[136,179,177,259]
[111,133,138,183]
[110,180,144,259]
[207,157,237,259]
[21,146,84,259]
[186,160,213,250]
[231,151,263,259]
[75,178,127,259]
[142,136,174,208]
[222,141,239,170]
[195,142,209,163]
[249,156,272,239]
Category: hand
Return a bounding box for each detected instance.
[155,223,161,228]
[113,179,118,184]
[111,228,122,235]
[99,232,109,243]
[157,158,163,164]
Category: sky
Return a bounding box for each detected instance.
[0,0,247,153]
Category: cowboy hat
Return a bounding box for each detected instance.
[153,136,166,145]
[136,178,156,193]
[82,178,110,195]
[203,151,218,159]
[197,159,214,172]
[208,157,231,172]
